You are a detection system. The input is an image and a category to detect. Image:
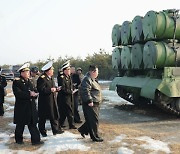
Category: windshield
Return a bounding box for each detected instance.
[1,69,12,73]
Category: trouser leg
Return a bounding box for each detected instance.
[38,117,46,134]
[15,124,25,143]
[0,103,4,116]
[28,124,40,143]
[50,119,59,134]
[65,104,74,127]
[59,104,66,126]
[78,121,89,135]
[74,94,81,122]
[83,104,99,140]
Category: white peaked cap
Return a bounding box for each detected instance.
[61,60,71,70]
[17,62,30,72]
[41,61,53,71]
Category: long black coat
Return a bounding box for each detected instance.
[37,73,59,120]
[12,77,38,125]
[0,75,7,103]
[57,74,73,106]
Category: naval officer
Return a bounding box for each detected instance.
[37,61,64,137]
[12,63,43,145]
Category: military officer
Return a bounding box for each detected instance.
[70,66,82,123]
[12,63,43,145]
[30,66,40,90]
[57,61,76,129]
[37,61,64,137]
[0,74,7,116]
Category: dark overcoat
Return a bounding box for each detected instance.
[12,77,38,125]
[37,73,59,120]
[57,73,73,106]
[0,75,7,103]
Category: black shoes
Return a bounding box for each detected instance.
[41,133,47,137]
[16,141,24,144]
[92,137,104,142]
[32,141,44,145]
[69,125,77,129]
[53,130,64,135]
[77,128,87,138]
[60,125,66,128]
[40,130,47,137]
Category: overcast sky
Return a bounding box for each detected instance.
[0,0,179,65]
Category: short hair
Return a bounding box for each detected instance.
[89,65,98,72]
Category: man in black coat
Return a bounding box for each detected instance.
[0,74,7,116]
[70,66,82,123]
[37,61,64,137]
[57,61,76,129]
[13,63,43,145]
[78,65,103,142]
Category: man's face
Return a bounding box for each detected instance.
[31,72,36,77]
[64,67,71,76]
[46,67,54,77]
[77,70,82,74]
[70,67,75,74]
[21,70,30,79]
[90,68,99,79]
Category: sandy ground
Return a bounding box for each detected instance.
[0,81,180,154]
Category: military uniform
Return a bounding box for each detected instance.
[0,75,7,116]
[71,73,82,123]
[57,73,76,128]
[13,75,41,144]
[37,73,61,135]
[30,75,39,91]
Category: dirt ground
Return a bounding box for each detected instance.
[0,81,180,154]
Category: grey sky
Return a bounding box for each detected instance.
[0,0,179,65]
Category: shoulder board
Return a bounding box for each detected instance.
[60,75,64,78]
[41,75,45,78]
[15,77,20,80]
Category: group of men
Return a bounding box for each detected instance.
[1,60,103,146]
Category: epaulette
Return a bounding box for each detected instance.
[60,75,64,78]
[41,75,45,78]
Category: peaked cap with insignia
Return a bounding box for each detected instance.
[17,62,30,72]
[41,61,53,71]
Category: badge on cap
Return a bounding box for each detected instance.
[41,61,53,71]
[61,60,71,70]
[17,62,30,72]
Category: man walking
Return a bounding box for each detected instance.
[71,66,82,123]
[12,63,43,145]
[37,61,64,137]
[57,61,76,129]
[78,65,103,142]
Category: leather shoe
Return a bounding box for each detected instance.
[69,125,77,129]
[92,138,103,142]
[32,141,44,145]
[77,128,85,138]
[53,130,64,135]
[40,130,47,137]
[16,141,24,144]
[41,133,47,137]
